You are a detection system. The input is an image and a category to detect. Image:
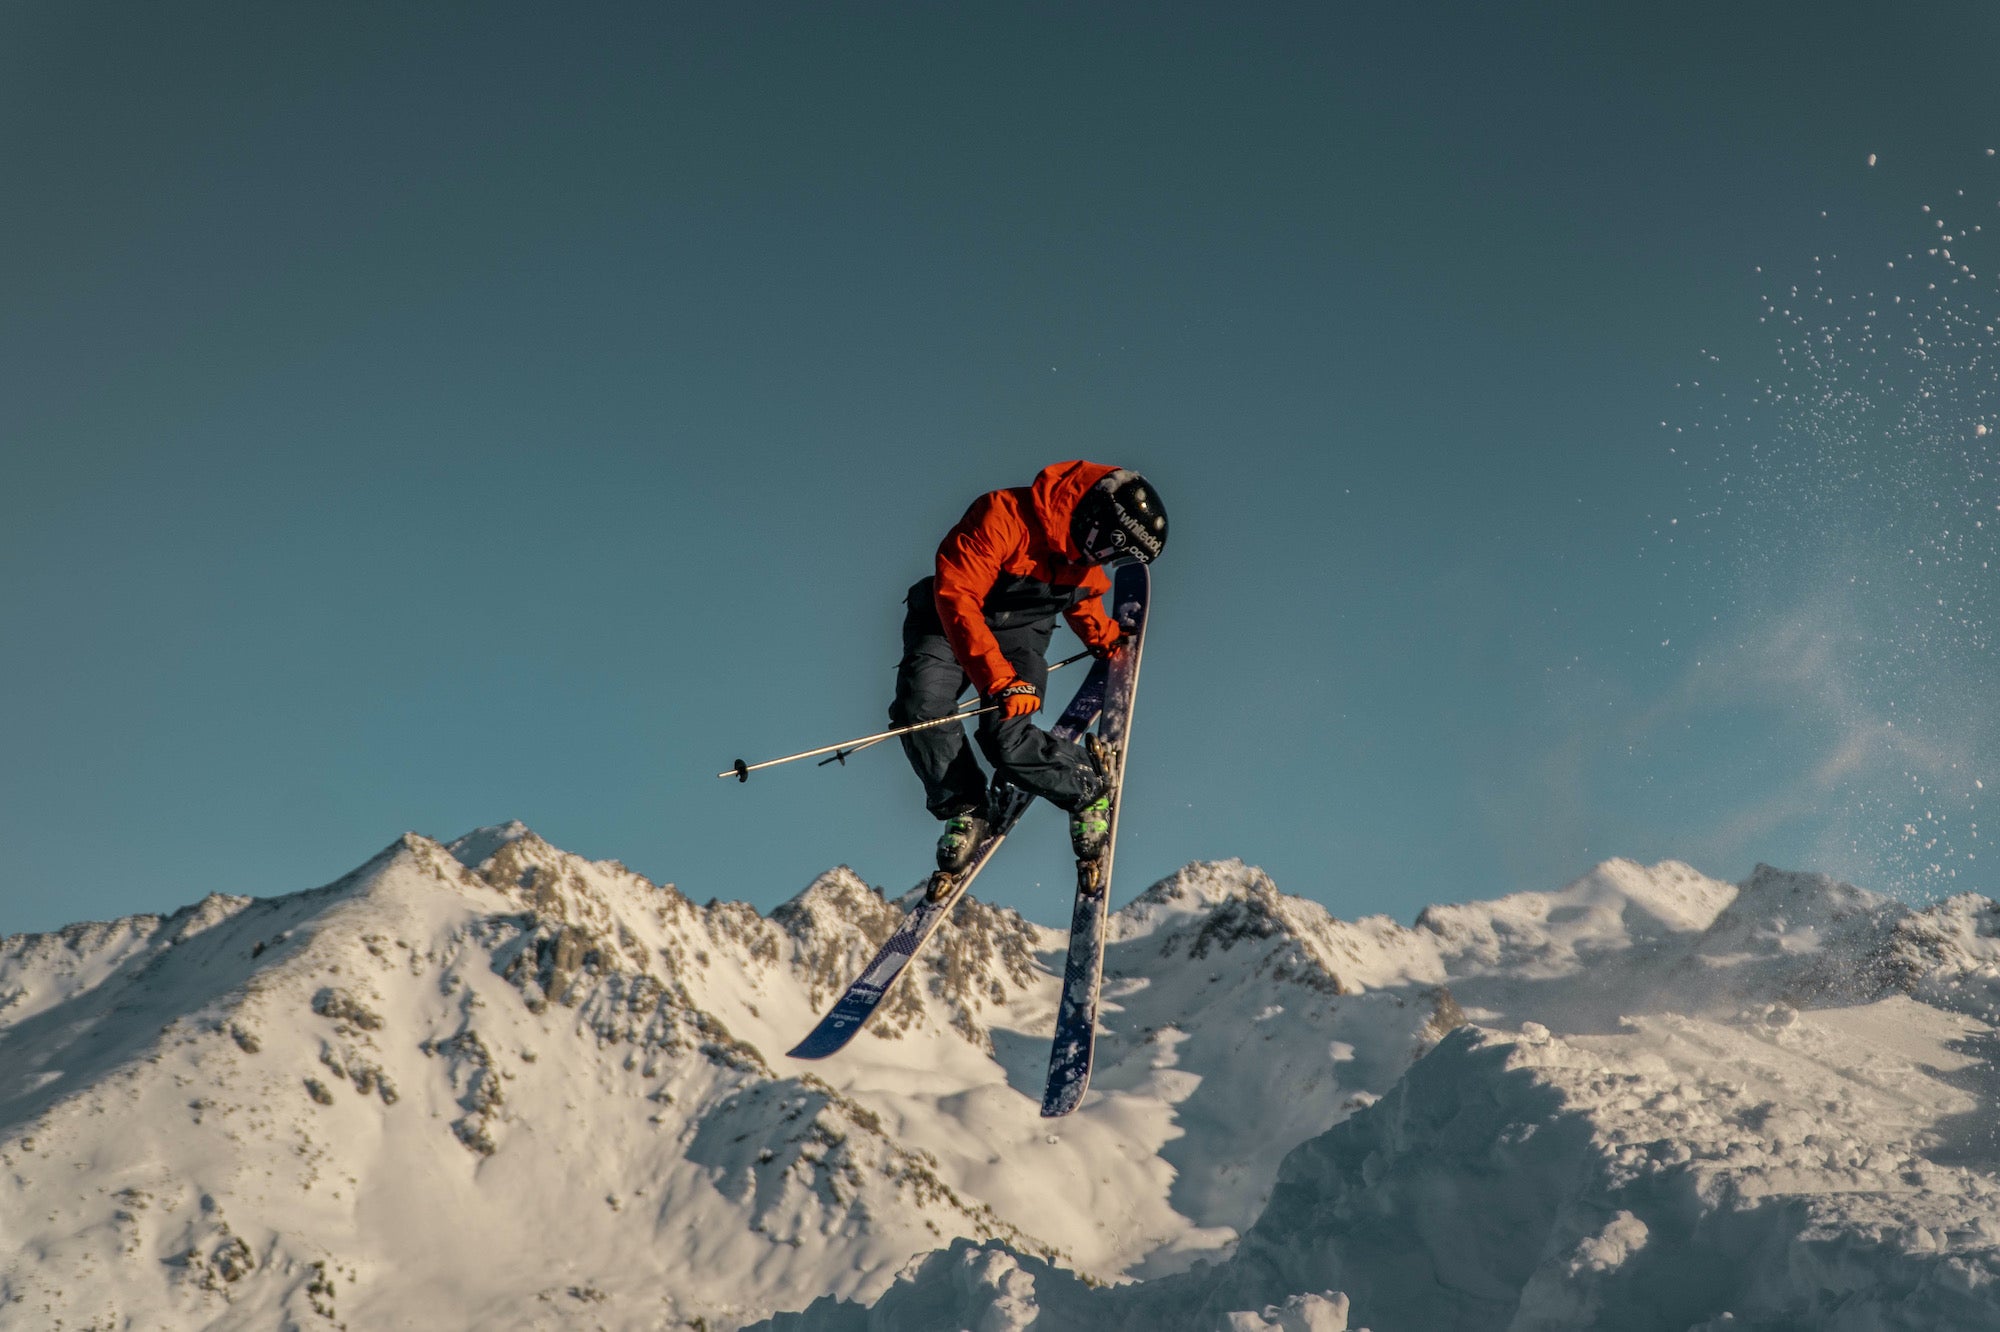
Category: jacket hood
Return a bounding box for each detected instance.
[1028,460,1121,560]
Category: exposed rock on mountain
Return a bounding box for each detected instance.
[5,830,1999,1330]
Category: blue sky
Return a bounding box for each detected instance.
[6,4,1999,934]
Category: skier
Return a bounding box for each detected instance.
[891,461,1168,882]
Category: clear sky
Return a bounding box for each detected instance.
[6,3,2000,935]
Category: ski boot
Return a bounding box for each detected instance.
[930,807,989,900]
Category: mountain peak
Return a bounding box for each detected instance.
[1412,858,1738,980]
[446,820,536,869]
[1698,864,1896,977]
[1114,859,1282,940]
[773,866,888,923]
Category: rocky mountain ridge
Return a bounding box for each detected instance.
[4,826,1998,1329]
[769,863,2000,1330]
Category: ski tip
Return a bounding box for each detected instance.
[788,1023,856,1060]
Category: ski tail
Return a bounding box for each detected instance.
[1039,884,1111,1115]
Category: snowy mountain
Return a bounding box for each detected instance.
[3,828,1999,1330]
[768,863,2000,1331]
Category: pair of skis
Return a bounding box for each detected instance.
[786,562,1149,1118]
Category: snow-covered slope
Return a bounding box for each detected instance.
[5,829,2000,1330]
[0,828,1430,1329]
[765,863,2000,1331]
[0,826,1045,1329]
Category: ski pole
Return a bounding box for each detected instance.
[806,643,1087,768]
[804,648,1097,768]
[719,650,1093,782]
[813,695,985,767]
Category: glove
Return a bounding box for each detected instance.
[1083,622,1125,660]
[992,679,1042,720]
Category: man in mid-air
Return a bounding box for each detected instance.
[889,460,1168,880]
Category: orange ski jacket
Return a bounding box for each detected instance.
[933,461,1124,696]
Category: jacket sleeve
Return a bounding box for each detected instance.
[933,496,1022,696]
[1062,566,1118,647]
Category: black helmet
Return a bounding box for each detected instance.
[1071,469,1168,564]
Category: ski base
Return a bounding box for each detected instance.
[1039,561,1148,1118]
[1039,877,1111,1116]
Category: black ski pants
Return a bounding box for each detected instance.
[890,609,1100,820]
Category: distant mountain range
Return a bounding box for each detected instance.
[4,823,1998,1330]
